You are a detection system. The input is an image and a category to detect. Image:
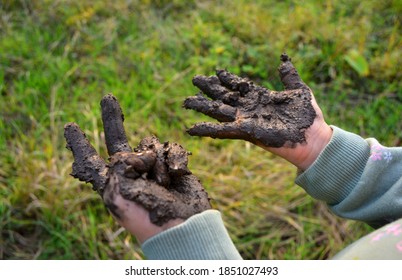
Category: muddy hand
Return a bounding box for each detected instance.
[64,94,211,228]
[184,54,318,148]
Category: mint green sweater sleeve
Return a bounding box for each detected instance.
[141,210,242,259]
[296,126,402,228]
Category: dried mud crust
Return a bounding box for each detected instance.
[184,53,317,148]
[64,94,211,226]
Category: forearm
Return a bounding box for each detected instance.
[296,126,402,227]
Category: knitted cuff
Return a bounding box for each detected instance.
[295,126,370,204]
[142,210,242,260]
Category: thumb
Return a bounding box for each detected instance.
[277,53,308,90]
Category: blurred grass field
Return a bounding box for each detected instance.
[0,0,401,259]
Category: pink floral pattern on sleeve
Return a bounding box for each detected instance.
[369,143,393,163]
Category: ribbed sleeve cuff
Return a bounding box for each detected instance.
[141,210,243,260]
[295,126,371,205]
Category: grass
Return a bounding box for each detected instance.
[0,0,401,259]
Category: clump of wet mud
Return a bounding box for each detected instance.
[64,94,210,226]
[184,53,317,148]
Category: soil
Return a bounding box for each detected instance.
[184,53,317,148]
[103,137,211,226]
[64,94,210,226]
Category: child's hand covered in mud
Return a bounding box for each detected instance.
[184,54,333,170]
[64,94,211,243]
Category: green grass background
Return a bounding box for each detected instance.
[0,0,401,259]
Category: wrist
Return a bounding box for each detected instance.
[265,121,333,170]
[112,194,185,244]
[295,122,333,170]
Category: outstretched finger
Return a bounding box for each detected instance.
[277,53,308,90]
[192,75,240,106]
[216,69,253,96]
[101,94,132,155]
[183,94,237,122]
[64,122,108,195]
[186,122,248,141]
